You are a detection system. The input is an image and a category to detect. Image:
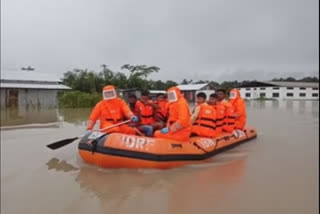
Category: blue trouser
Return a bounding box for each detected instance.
[139,125,154,137]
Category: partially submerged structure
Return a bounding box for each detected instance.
[237,81,319,100]
[177,83,216,102]
[0,69,70,126]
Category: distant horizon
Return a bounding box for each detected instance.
[1,67,318,84]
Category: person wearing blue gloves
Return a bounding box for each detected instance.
[154,86,192,142]
[86,85,139,135]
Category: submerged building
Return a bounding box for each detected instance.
[177,83,216,102]
[1,69,70,109]
[0,69,70,126]
[237,81,319,100]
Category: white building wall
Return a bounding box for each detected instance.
[196,90,215,100]
[239,86,319,100]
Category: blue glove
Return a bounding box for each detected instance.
[131,115,139,122]
[84,130,92,136]
[160,127,169,134]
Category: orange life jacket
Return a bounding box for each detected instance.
[223,102,235,133]
[155,100,169,121]
[214,103,225,135]
[192,105,217,138]
[136,100,155,125]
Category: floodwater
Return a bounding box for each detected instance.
[1,101,319,214]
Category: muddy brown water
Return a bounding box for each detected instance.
[1,101,319,214]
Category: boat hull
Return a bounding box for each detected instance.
[78,126,257,169]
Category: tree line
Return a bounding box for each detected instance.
[58,64,318,107]
[61,64,177,93]
[61,64,318,94]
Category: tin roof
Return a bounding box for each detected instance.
[265,81,319,88]
[149,90,167,94]
[238,81,319,88]
[177,83,208,91]
[1,70,62,83]
[0,82,71,90]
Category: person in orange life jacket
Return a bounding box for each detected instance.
[86,85,139,135]
[191,94,217,138]
[229,89,247,130]
[127,93,140,127]
[216,89,228,104]
[208,93,225,135]
[154,87,192,142]
[216,89,235,133]
[128,94,139,115]
[154,93,169,123]
[191,92,208,124]
[135,91,161,137]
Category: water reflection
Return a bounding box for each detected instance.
[46,158,79,172]
[246,100,319,117]
[0,107,59,127]
[58,108,91,125]
[46,156,247,214]
[168,159,246,214]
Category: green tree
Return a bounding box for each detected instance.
[181,79,193,84]
[121,64,160,90]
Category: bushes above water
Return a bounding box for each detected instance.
[58,91,102,108]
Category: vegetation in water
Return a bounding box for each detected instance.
[58,91,102,108]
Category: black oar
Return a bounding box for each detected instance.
[46,120,131,150]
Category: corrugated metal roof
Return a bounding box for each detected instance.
[0,82,71,90]
[1,70,62,82]
[149,90,167,94]
[177,83,208,91]
[265,81,319,88]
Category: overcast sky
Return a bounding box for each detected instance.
[1,0,319,83]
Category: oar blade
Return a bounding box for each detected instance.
[46,137,79,150]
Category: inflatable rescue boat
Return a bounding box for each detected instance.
[78,127,257,169]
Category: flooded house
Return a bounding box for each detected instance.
[0,69,70,126]
[177,83,216,102]
[237,81,319,100]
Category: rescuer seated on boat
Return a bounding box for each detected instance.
[191,97,217,138]
[228,89,247,130]
[154,93,169,123]
[127,93,140,128]
[128,93,139,116]
[86,85,139,134]
[191,92,208,124]
[135,91,163,137]
[154,87,192,142]
[216,89,235,133]
[208,93,224,135]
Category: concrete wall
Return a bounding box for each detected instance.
[239,87,319,100]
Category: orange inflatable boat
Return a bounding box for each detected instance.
[78,126,257,169]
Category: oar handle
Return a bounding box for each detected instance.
[96,119,132,132]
